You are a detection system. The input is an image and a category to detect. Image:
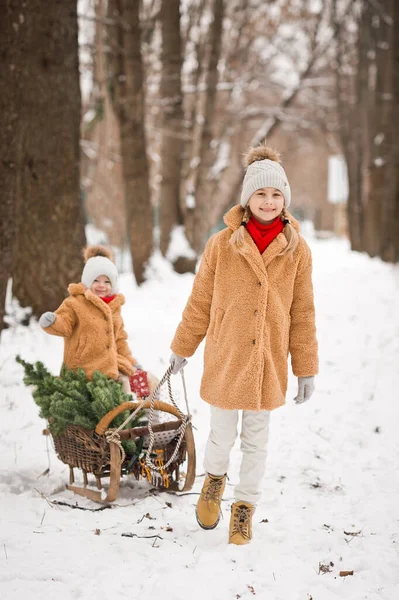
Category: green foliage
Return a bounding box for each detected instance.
[16,356,144,456]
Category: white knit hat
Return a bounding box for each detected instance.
[81,246,118,293]
[240,148,291,208]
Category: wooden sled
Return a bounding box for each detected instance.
[51,399,196,503]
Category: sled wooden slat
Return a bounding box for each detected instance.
[168,421,196,492]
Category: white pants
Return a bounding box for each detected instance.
[203,406,271,505]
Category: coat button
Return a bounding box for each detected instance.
[252,339,256,345]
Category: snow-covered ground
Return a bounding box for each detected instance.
[1,236,399,600]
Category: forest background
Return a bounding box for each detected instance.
[1,0,398,331]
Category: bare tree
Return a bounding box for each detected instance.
[83,1,348,263]
[158,0,185,256]
[187,0,224,253]
[2,0,86,321]
[108,0,153,283]
[214,1,333,223]
[334,0,399,261]
[0,3,21,332]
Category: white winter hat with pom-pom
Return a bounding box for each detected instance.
[240,145,291,208]
[81,245,119,293]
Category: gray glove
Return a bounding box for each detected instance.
[294,376,315,404]
[169,352,188,375]
[39,312,56,328]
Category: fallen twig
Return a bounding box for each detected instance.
[50,499,113,512]
[33,487,53,507]
[339,570,354,577]
[121,532,163,541]
[37,468,50,478]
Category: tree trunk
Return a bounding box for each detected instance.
[393,2,399,262]
[6,0,86,319]
[158,0,184,256]
[346,0,398,260]
[368,0,398,262]
[109,0,153,284]
[0,3,21,332]
[186,0,224,253]
[332,0,362,251]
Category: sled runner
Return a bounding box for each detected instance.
[51,367,196,503]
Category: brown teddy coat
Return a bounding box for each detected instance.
[171,205,318,411]
[42,283,136,380]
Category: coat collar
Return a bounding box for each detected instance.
[68,283,125,313]
[222,205,300,274]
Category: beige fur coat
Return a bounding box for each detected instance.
[42,283,136,380]
[171,205,318,411]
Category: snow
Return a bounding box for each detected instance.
[166,227,197,263]
[209,140,231,180]
[1,235,399,599]
[374,157,385,167]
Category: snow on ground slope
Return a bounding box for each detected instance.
[1,238,399,600]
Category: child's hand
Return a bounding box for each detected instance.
[169,353,188,375]
[294,376,315,404]
[39,312,56,328]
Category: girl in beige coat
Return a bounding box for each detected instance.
[169,145,318,545]
[39,246,136,383]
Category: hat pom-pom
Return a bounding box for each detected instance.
[83,244,114,263]
[243,144,281,167]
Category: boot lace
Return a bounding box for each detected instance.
[231,505,251,539]
[204,477,224,504]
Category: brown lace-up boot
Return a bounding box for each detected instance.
[229,501,254,545]
[196,473,227,529]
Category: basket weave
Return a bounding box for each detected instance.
[52,425,110,475]
[52,424,185,478]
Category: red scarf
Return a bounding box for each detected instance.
[100,294,116,304]
[246,215,284,254]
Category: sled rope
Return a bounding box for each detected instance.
[105,366,191,472]
[105,430,126,464]
[145,369,189,472]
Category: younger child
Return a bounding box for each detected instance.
[169,144,318,546]
[39,245,136,384]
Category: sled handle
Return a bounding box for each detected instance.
[95,400,182,436]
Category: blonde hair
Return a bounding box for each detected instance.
[279,207,299,255]
[229,205,299,255]
[229,207,251,247]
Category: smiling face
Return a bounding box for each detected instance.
[248,187,285,224]
[90,274,112,297]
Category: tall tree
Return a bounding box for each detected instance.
[2,0,86,322]
[335,0,399,261]
[0,3,21,332]
[108,0,153,284]
[158,0,185,257]
[188,0,224,253]
[359,0,398,261]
